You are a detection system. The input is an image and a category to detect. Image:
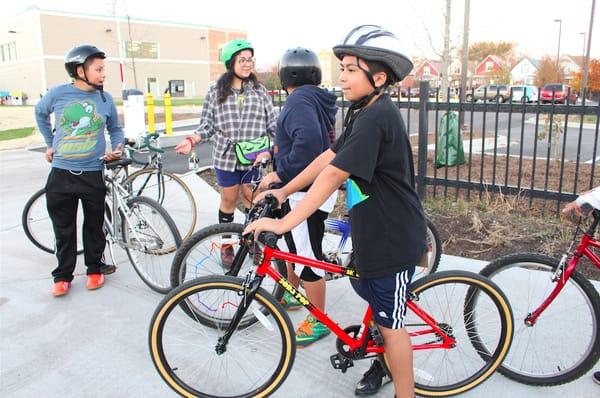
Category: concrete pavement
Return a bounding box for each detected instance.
[0,147,598,397]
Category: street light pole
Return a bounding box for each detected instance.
[581,0,596,100]
[554,19,562,74]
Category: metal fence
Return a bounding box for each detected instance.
[269,81,600,214]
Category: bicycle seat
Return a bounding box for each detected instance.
[105,158,133,170]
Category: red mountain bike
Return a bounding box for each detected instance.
[149,195,514,398]
[477,209,600,386]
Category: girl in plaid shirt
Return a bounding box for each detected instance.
[176,39,276,265]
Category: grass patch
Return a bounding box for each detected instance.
[0,127,35,141]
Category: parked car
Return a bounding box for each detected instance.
[539,83,578,104]
[467,84,511,103]
[511,85,539,103]
[399,87,437,98]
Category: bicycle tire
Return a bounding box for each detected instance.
[22,188,85,255]
[477,252,600,386]
[149,275,296,398]
[170,223,287,303]
[424,218,441,275]
[380,270,514,397]
[122,196,182,293]
[122,168,197,240]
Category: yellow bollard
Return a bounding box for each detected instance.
[147,93,155,133]
[164,92,173,136]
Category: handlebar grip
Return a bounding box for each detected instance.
[258,231,279,248]
[264,193,280,209]
[144,133,164,153]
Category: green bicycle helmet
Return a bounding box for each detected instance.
[221,39,254,70]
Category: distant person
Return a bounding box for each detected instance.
[35,45,123,297]
[175,39,276,267]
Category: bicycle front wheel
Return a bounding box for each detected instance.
[381,271,513,397]
[123,168,197,240]
[121,196,182,293]
[149,275,296,398]
[22,188,84,255]
[478,253,600,385]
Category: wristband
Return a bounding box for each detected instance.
[185,137,195,146]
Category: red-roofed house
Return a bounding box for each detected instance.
[413,60,443,87]
[473,55,505,86]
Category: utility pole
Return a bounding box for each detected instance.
[110,0,127,98]
[581,0,596,99]
[459,0,470,130]
[440,0,452,99]
[459,0,470,102]
[554,19,562,74]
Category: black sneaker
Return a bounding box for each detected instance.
[100,264,117,274]
[355,359,392,396]
[594,371,600,385]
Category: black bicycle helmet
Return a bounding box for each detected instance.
[65,45,106,79]
[279,47,322,90]
[333,25,413,85]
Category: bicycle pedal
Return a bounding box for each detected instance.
[329,353,353,373]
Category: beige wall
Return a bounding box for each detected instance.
[318,50,340,88]
[0,11,44,96]
[1,9,245,101]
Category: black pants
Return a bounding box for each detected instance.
[46,168,106,282]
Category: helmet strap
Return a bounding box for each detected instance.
[75,67,106,102]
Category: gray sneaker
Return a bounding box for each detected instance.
[355,360,392,396]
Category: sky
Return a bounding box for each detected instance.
[2,0,599,70]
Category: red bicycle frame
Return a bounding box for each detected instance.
[525,215,600,325]
[255,245,456,353]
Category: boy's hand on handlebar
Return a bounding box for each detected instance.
[562,200,591,217]
[243,218,286,239]
[258,172,281,191]
[104,143,123,161]
[253,188,287,206]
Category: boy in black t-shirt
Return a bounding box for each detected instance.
[245,25,426,398]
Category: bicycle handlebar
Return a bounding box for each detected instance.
[243,193,281,247]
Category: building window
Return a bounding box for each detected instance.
[0,42,17,62]
[485,61,494,72]
[424,66,431,75]
[125,41,158,59]
[521,63,529,73]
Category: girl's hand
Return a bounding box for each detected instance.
[175,138,193,155]
[253,151,271,166]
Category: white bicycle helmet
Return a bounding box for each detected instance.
[333,25,413,84]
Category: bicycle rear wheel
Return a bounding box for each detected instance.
[477,253,600,385]
[149,275,296,398]
[123,168,197,240]
[170,223,286,301]
[22,188,84,255]
[380,271,513,397]
[121,196,182,293]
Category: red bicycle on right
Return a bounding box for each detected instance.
[478,208,600,386]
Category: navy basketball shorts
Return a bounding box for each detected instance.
[214,167,260,188]
[355,267,415,329]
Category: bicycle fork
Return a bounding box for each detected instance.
[215,273,264,355]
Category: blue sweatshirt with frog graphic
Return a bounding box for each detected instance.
[35,84,124,171]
